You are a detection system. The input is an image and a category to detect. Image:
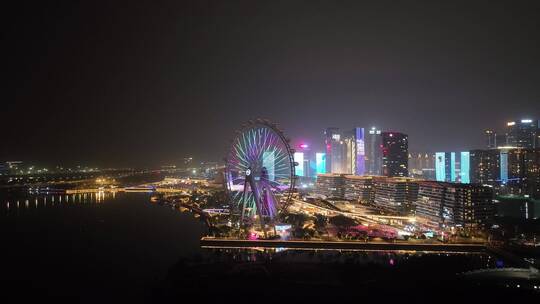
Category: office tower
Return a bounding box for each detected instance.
[460,152,470,183]
[381,132,408,177]
[353,127,365,175]
[469,147,540,199]
[506,119,539,148]
[324,127,358,175]
[435,151,469,183]
[365,127,383,175]
[469,149,500,184]
[315,153,326,174]
[303,158,310,178]
[324,128,340,173]
[435,152,445,181]
[342,131,356,174]
[523,149,540,199]
[293,152,304,177]
[325,128,351,174]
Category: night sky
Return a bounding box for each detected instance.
[4,1,540,167]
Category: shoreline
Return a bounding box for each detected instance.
[200,237,488,253]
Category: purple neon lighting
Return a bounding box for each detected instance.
[226,124,293,219]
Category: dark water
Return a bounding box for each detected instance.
[1,192,535,301]
[0,192,206,302]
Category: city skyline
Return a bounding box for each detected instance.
[4,1,540,166]
[3,2,540,300]
[2,117,538,168]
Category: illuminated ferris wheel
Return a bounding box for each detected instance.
[224,119,296,226]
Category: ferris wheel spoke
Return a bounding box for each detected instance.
[225,121,294,222]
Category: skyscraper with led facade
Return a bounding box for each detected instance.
[323,127,358,175]
[435,152,446,182]
[294,152,304,177]
[354,127,365,175]
[315,153,326,174]
[436,151,470,183]
[460,152,470,183]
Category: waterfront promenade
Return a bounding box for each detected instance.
[200,237,488,253]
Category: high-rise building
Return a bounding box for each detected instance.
[381,132,408,177]
[434,151,469,183]
[470,149,500,185]
[460,152,470,183]
[342,131,356,174]
[293,152,304,177]
[324,128,340,174]
[324,128,353,174]
[523,149,540,199]
[353,127,365,176]
[365,127,383,175]
[315,153,326,175]
[469,147,540,199]
[324,127,364,175]
[505,119,539,148]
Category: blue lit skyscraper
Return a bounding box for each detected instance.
[294,152,304,177]
[315,153,326,174]
[450,152,456,182]
[460,152,470,183]
[436,151,470,183]
[435,152,446,182]
[500,150,508,183]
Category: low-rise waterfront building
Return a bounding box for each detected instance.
[315,173,346,199]
[343,175,375,203]
[373,177,418,215]
[415,181,494,229]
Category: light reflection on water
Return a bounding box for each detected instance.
[1,191,117,213]
[200,247,497,270]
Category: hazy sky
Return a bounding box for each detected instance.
[4,1,540,166]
